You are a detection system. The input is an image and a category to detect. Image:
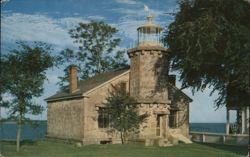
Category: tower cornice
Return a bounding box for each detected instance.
[128,46,168,53]
[127,46,169,58]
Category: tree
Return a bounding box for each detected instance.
[103,84,148,144]
[58,21,128,90]
[164,0,250,107]
[0,42,56,152]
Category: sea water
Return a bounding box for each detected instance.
[0,122,47,140]
[189,123,226,133]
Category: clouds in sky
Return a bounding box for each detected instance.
[115,0,137,5]
[87,15,106,20]
[112,6,165,19]
[1,1,169,52]
[1,12,88,53]
[1,6,167,53]
[0,0,10,4]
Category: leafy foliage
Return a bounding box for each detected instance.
[164,0,250,107]
[0,42,56,151]
[58,21,128,90]
[104,83,148,144]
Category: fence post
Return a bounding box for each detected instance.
[202,134,205,143]
[223,135,226,144]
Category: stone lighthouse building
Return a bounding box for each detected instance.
[46,16,192,145]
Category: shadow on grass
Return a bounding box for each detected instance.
[197,142,248,155]
[21,140,37,146]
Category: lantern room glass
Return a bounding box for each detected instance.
[137,16,163,46]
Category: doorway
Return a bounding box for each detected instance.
[156,114,166,137]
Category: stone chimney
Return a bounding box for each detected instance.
[69,65,78,93]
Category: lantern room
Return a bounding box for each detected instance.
[137,15,163,47]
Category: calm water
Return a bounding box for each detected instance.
[190,123,226,133]
[0,122,47,140]
[0,122,226,140]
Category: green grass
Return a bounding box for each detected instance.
[0,140,247,157]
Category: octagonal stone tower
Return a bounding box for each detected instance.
[128,15,169,104]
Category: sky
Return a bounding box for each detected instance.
[1,0,236,122]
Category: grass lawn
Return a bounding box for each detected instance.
[0,140,247,157]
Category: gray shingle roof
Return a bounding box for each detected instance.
[45,69,129,102]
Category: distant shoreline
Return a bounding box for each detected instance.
[0,120,47,124]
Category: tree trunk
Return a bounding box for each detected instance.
[120,130,124,144]
[16,114,22,152]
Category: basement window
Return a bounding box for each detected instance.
[100,140,111,144]
[98,108,111,128]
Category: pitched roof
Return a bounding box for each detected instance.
[46,69,129,102]
[168,84,193,104]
